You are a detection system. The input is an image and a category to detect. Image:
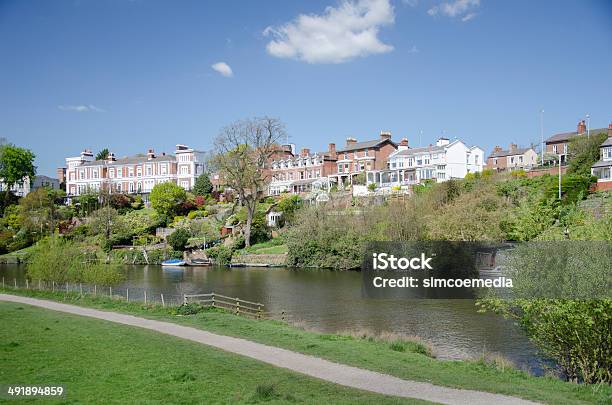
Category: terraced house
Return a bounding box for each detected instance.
[591,124,612,191]
[367,137,484,188]
[64,144,206,197]
[545,120,609,164]
[486,144,537,172]
[268,144,337,195]
[328,132,398,187]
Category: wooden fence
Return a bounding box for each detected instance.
[184,293,266,319]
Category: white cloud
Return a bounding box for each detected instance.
[211,62,233,77]
[263,0,395,64]
[428,0,479,20]
[58,104,105,112]
[402,0,418,7]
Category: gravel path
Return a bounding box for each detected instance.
[0,294,539,405]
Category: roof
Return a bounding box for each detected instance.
[81,154,175,166]
[591,159,612,168]
[393,145,445,156]
[488,147,533,158]
[600,137,612,147]
[336,138,397,153]
[546,128,607,144]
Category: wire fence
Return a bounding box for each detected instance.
[0,276,290,321]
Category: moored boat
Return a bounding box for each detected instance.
[161,259,186,266]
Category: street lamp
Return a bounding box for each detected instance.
[540,109,545,166]
[586,114,590,138]
[558,153,564,199]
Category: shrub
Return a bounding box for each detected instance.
[193,173,213,196]
[150,182,187,219]
[175,302,206,315]
[206,244,233,264]
[367,183,376,192]
[167,228,190,251]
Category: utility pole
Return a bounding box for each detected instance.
[558,154,562,199]
[540,109,545,166]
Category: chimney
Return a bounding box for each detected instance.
[493,146,503,153]
[380,131,392,141]
[577,120,586,134]
[328,143,337,158]
[398,138,409,151]
[300,148,310,157]
[608,123,612,138]
[107,152,116,163]
[346,137,357,146]
[147,149,156,160]
[509,143,517,152]
[162,152,166,156]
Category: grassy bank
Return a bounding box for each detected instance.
[1,288,609,404]
[0,301,423,404]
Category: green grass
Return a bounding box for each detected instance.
[239,239,288,255]
[0,245,36,263]
[2,288,611,405]
[0,301,426,404]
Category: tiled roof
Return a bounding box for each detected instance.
[545,128,607,144]
[488,147,533,158]
[336,138,397,153]
[393,145,445,156]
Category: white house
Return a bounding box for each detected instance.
[591,125,612,191]
[366,138,484,189]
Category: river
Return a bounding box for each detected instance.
[0,263,542,373]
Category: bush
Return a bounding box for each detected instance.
[167,228,190,251]
[150,182,187,218]
[193,173,213,196]
[206,244,233,265]
[175,302,206,315]
[367,183,377,192]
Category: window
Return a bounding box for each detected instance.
[563,144,568,154]
[160,164,167,175]
[493,158,497,165]
[343,153,348,160]
[116,183,122,192]
[604,147,612,159]
[93,170,98,179]
[137,167,142,177]
[364,149,369,157]
[129,182,134,193]
[510,157,515,164]
[109,168,115,178]
[129,168,134,177]
[475,155,479,165]
[146,165,152,176]
[519,156,523,163]
[338,164,343,173]
[180,166,189,175]
[552,145,558,154]
[117,168,123,178]
[79,170,85,180]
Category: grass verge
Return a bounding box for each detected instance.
[2,287,610,405]
[0,301,425,404]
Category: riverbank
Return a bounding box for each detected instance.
[0,288,607,405]
[0,300,422,404]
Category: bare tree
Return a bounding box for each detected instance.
[213,117,285,247]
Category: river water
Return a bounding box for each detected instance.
[0,263,542,373]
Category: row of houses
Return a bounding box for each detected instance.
[29,119,609,200]
[267,132,486,194]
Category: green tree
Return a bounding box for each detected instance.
[19,188,64,237]
[167,228,190,251]
[150,182,187,219]
[567,132,607,177]
[276,194,302,226]
[95,148,110,161]
[212,117,285,247]
[0,144,36,191]
[193,173,213,196]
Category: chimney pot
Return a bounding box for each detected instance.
[380,131,392,141]
[346,137,357,145]
[300,148,310,157]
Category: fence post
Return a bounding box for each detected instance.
[161,293,165,308]
[281,310,286,321]
[14,278,17,288]
[52,281,55,292]
[26,279,29,289]
[38,279,41,290]
[94,285,97,296]
[66,282,69,292]
[126,288,129,302]
[212,293,215,308]
[2,277,4,288]
[144,290,147,304]
[109,286,112,298]
[80,283,83,296]
[235,298,240,315]
[183,294,187,304]
[257,304,262,320]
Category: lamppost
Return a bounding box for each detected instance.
[540,109,545,166]
[558,153,564,199]
[586,114,590,139]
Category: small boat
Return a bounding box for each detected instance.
[190,258,212,266]
[161,259,186,267]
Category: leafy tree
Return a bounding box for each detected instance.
[19,188,64,237]
[212,117,285,247]
[0,144,36,191]
[567,132,607,177]
[95,148,110,161]
[276,194,302,226]
[167,228,190,251]
[193,173,213,196]
[150,182,187,219]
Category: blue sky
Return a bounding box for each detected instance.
[0,0,611,176]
